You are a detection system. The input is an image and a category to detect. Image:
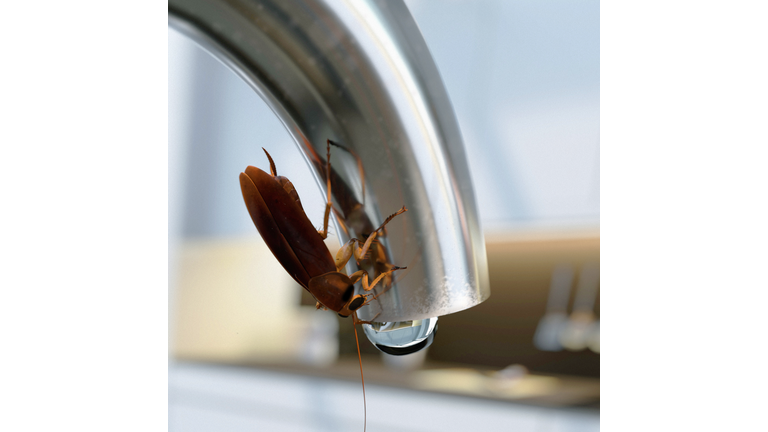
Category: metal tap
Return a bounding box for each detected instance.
[169,0,489,331]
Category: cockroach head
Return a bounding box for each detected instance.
[338,295,365,318]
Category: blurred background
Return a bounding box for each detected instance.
[169,0,599,430]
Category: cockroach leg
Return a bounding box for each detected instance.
[348,266,406,293]
[364,266,406,292]
[353,206,407,262]
[335,239,359,272]
[352,311,381,326]
[318,140,334,239]
[336,210,405,270]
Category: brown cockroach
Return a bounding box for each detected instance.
[238,140,407,431]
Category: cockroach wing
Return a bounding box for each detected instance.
[308,272,354,314]
[274,176,303,211]
[240,166,335,288]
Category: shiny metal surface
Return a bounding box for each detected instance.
[168,0,489,321]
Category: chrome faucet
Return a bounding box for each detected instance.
[169,0,489,347]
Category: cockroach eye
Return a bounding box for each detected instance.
[362,317,438,356]
[348,296,365,311]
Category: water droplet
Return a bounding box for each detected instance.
[362,317,438,356]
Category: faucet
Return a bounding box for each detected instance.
[169,0,490,346]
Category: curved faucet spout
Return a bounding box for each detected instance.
[169,0,490,322]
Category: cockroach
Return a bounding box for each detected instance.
[239,140,407,431]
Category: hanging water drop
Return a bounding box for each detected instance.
[362,317,438,356]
